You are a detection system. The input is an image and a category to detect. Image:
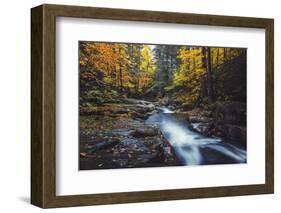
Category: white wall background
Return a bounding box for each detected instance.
[0,0,279,211]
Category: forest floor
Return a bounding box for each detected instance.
[79,99,181,170]
[79,98,246,170]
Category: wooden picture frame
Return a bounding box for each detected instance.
[31,4,274,208]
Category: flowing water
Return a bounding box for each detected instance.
[146,107,246,166]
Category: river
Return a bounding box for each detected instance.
[146,107,246,166]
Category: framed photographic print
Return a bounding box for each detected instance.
[31,4,274,208]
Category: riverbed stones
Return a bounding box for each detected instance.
[129,127,159,138]
[181,101,246,147]
[158,96,170,106]
[179,102,194,111]
[79,101,181,170]
[87,138,120,153]
[217,124,246,145]
[214,101,246,125]
[130,111,149,120]
[148,151,165,164]
[189,116,213,123]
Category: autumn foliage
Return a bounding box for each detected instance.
[79,42,246,107]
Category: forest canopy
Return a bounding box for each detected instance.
[79,41,246,108]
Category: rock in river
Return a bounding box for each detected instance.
[130,127,159,138]
[88,138,120,153]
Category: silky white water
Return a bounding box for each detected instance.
[146,107,246,165]
[160,107,175,114]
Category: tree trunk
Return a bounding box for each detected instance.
[118,47,123,92]
[223,48,227,61]
[216,48,219,67]
[206,47,215,103]
[135,78,139,94]
[119,65,123,92]
[195,76,208,108]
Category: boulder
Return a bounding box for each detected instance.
[148,151,165,164]
[122,98,151,105]
[79,152,87,157]
[133,106,149,114]
[130,128,159,138]
[110,108,130,114]
[218,124,246,145]
[88,138,120,153]
[189,116,213,123]
[214,101,246,125]
[180,102,194,111]
[130,111,149,120]
[158,97,170,106]
[112,159,129,167]
[190,122,216,137]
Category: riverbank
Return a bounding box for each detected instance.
[165,100,247,149]
[79,100,181,170]
[79,98,247,170]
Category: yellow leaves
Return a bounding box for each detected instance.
[177,47,203,62]
[103,76,113,84]
[175,47,206,85]
[173,47,208,101]
[210,47,243,68]
[79,42,158,93]
[138,45,157,89]
[79,59,87,66]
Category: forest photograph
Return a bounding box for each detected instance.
[79,41,247,170]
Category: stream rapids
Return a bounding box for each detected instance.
[146,107,246,166]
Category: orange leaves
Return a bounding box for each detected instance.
[80,42,123,71]
[79,42,153,93]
